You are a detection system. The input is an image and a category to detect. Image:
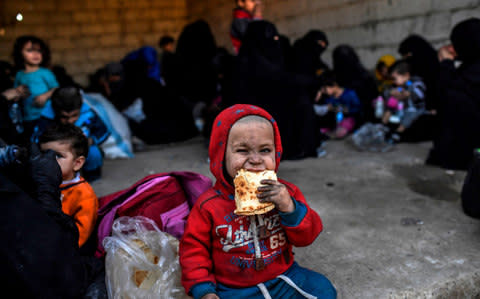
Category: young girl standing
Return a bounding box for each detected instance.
[13,35,59,135]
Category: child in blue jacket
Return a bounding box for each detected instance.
[32,86,110,181]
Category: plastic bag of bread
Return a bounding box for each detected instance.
[103,216,191,299]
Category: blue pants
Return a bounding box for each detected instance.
[83,145,103,172]
[217,262,336,299]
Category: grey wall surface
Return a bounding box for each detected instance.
[187,0,480,69]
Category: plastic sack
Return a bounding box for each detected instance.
[103,216,190,299]
[351,122,393,152]
[83,92,135,159]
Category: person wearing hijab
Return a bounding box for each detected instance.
[232,21,320,160]
[426,17,480,170]
[0,141,105,298]
[292,30,330,78]
[122,46,162,83]
[375,54,396,94]
[292,30,330,104]
[332,45,379,124]
[398,34,440,111]
[172,20,218,112]
[179,104,337,299]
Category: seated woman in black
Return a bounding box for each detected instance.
[232,20,320,160]
[426,17,480,170]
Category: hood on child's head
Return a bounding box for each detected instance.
[209,104,283,193]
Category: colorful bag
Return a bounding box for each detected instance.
[95,171,212,257]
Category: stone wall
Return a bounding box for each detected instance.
[0,0,187,86]
[186,0,480,69]
[1,0,479,86]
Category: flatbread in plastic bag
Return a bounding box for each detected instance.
[103,216,190,299]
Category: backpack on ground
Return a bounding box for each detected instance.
[95,171,212,258]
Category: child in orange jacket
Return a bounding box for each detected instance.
[39,123,98,247]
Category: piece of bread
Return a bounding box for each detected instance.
[234,169,277,215]
[133,269,149,287]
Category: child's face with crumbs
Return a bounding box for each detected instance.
[224,117,276,180]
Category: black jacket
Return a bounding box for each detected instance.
[0,171,91,298]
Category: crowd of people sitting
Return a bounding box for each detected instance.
[0,0,479,296]
[2,18,479,169]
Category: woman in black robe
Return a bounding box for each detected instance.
[292,30,330,102]
[170,20,218,111]
[396,34,439,142]
[426,17,480,170]
[292,30,330,77]
[232,21,320,160]
[332,45,378,124]
[398,34,440,111]
[109,59,198,145]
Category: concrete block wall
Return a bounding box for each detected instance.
[186,0,480,69]
[0,0,187,87]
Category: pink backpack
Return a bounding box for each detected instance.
[95,171,212,258]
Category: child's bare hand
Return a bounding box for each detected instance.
[2,88,20,101]
[314,90,323,103]
[390,89,401,98]
[17,85,30,98]
[34,93,49,107]
[438,45,456,61]
[201,294,219,299]
[257,180,294,213]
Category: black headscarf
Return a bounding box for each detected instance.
[451,17,480,64]
[279,34,293,70]
[426,18,480,170]
[302,30,329,56]
[239,21,284,67]
[233,21,320,159]
[292,30,330,76]
[398,34,439,77]
[170,19,218,106]
[176,20,217,65]
[332,45,378,122]
[398,34,440,109]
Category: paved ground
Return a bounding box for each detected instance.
[91,136,480,299]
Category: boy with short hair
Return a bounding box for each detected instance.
[230,0,263,54]
[180,104,336,299]
[381,60,426,143]
[32,86,110,181]
[38,123,98,248]
[158,35,175,54]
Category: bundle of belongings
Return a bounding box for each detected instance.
[103,216,191,299]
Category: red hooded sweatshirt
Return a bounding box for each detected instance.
[179,104,322,297]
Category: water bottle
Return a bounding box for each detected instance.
[336,107,344,124]
[397,101,404,119]
[374,97,384,119]
[8,102,24,134]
